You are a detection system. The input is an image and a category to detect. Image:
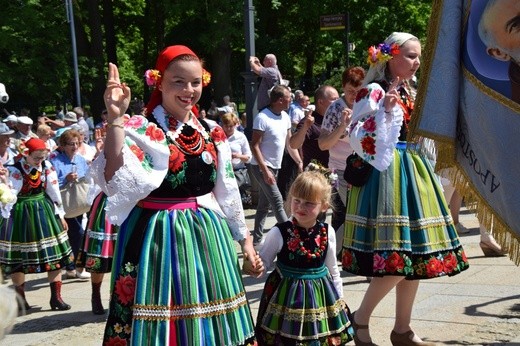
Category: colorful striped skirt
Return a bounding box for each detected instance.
[0,193,73,274]
[103,197,255,346]
[256,263,354,345]
[342,145,469,279]
[76,192,117,273]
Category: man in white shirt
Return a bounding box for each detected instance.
[250,85,303,245]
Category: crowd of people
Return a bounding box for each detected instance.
[0,31,510,346]
[0,106,118,318]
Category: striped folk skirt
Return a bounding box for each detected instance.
[0,193,73,274]
[76,193,117,273]
[103,197,255,346]
[256,263,354,345]
[342,146,469,279]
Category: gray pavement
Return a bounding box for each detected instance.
[1,207,519,345]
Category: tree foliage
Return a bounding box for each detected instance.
[0,0,431,121]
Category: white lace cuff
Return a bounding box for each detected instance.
[91,145,168,225]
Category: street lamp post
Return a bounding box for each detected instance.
[242,0,257,140]
[65,0,81,107]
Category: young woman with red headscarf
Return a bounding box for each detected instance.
[0,138,74,312]
[92,46,263,345]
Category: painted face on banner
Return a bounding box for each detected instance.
[481,0,520,62]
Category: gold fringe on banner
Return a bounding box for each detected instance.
[409,0,520,265]
[441,163,520,266]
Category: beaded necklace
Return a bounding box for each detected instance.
[397,83,414,128]
[167,114,206,156]
[289,219,328,259]
[26,167,42,189]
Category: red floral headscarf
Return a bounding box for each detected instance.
[144,45,205,117]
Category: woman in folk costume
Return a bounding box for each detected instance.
[0,138,73,312]
[341,32,469,345]
[75,190,116,315]
[94,45,263,345]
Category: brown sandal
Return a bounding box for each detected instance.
[352,311,378,346]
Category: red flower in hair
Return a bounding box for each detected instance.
[202,69,211,87]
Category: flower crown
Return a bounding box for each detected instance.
[367,43,400,66]
[144,68,212,87]
[305,160,338,187]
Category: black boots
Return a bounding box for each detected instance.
[15,283,31,311]
[49,281,71,310]
[91,281,105,315]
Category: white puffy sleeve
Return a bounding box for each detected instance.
[90,115,169,225]
[349,83,404,171]
[324,224,343,298]
[205,123,249,241]
[258,225,283,276]
[44,162,66,217]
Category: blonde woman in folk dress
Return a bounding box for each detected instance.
[95,45,263,345]
[341,32,469,346]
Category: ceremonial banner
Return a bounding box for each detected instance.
[412,0,520,264]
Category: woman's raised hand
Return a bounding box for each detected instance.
[104,63,131,123]
[383,76,400,112]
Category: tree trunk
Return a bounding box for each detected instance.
[211,40,232,106]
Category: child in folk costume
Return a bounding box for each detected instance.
[245,170,354,345]
[0,138,74,311]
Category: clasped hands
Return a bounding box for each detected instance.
[242,247,264,278]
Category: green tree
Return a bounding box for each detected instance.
[0,0,432,120]
[0,1,72,115]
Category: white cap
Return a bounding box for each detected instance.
[17,116,33,125]
[2,114,17,123]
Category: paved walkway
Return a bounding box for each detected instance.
[1,208,519,345]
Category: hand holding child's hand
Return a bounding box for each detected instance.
[243,251,264,278]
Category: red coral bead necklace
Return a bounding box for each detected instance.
[167,113,206,156]
[290,219,328,259]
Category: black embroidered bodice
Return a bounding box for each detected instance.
[275,220,329,269]
[147,116,217,198]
